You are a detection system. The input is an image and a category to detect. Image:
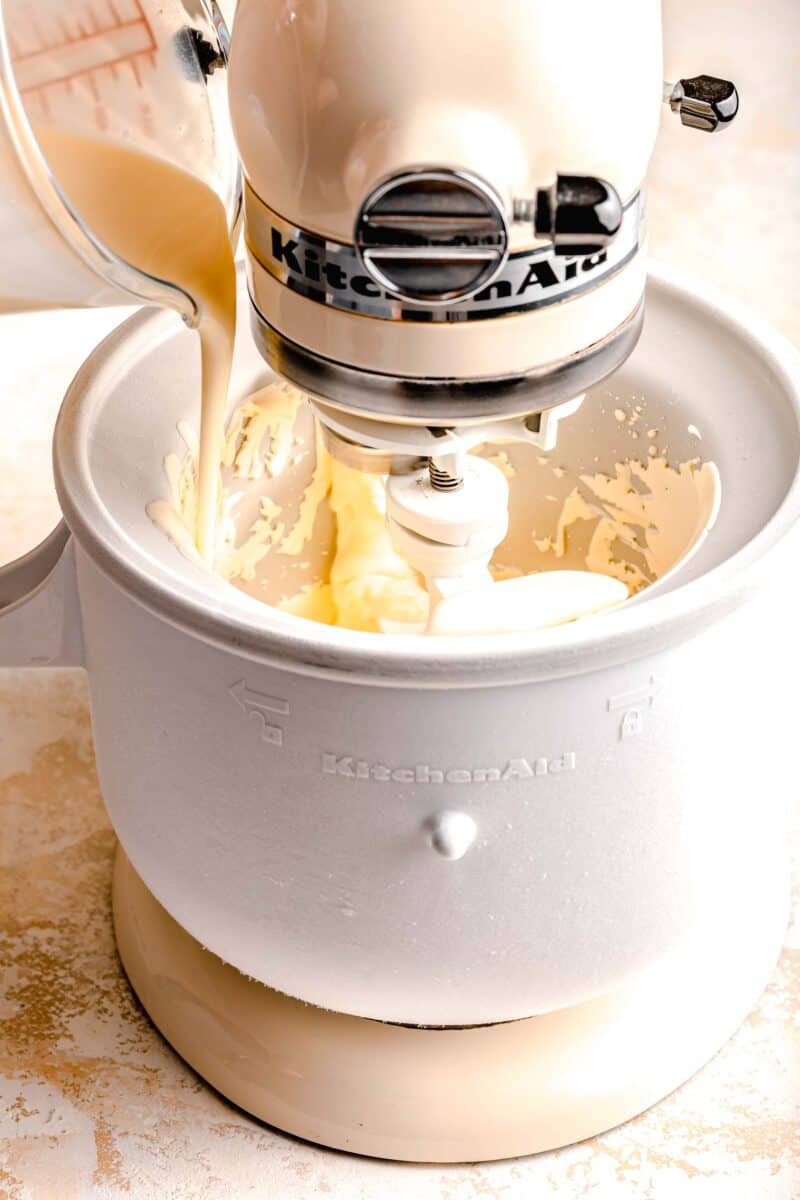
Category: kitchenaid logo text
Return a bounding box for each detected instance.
[247,186,643,323]
[321,753,576,784]
[269,228,609,304]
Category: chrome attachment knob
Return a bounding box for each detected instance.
[355,168,509,306]
[664,75,739,132]
[529,175,623,258]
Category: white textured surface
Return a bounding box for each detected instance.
[0,0,799,1194]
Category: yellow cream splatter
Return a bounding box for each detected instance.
[149,385,428,631]
[216,495,286,583]
[149,386,718,634]
[534,456,718,592]
[277,423,331,558]
[223,381,304,479]
[485,450,516,480]
[312,458,429,632]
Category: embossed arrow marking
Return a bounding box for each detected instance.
[229,680,290,716]
[607,676,663,713]
[229,681,289,747]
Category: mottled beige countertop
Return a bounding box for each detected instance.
[1,0,799,1196]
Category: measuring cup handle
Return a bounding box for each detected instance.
[0,521,84,668]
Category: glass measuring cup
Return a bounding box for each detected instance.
[0,0,240,320]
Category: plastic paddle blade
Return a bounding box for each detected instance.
[428,571,629,636]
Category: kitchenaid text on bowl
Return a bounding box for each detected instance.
[321,753,577,784]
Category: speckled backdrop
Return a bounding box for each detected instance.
[1,0,799,1196]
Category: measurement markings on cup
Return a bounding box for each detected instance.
[9,0,157,126]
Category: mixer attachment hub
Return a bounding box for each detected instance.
[310,394,585,478]
[354,167,510,305]
[386,455,510,610]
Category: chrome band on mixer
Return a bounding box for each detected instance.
[245,184,645,324]
[249,296,645,424]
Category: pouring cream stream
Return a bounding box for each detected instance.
[35,128,236,562]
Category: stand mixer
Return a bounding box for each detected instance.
[6,0,800,1168]
[230,0,731,632]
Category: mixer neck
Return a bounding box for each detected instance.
[310,394,585,479]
